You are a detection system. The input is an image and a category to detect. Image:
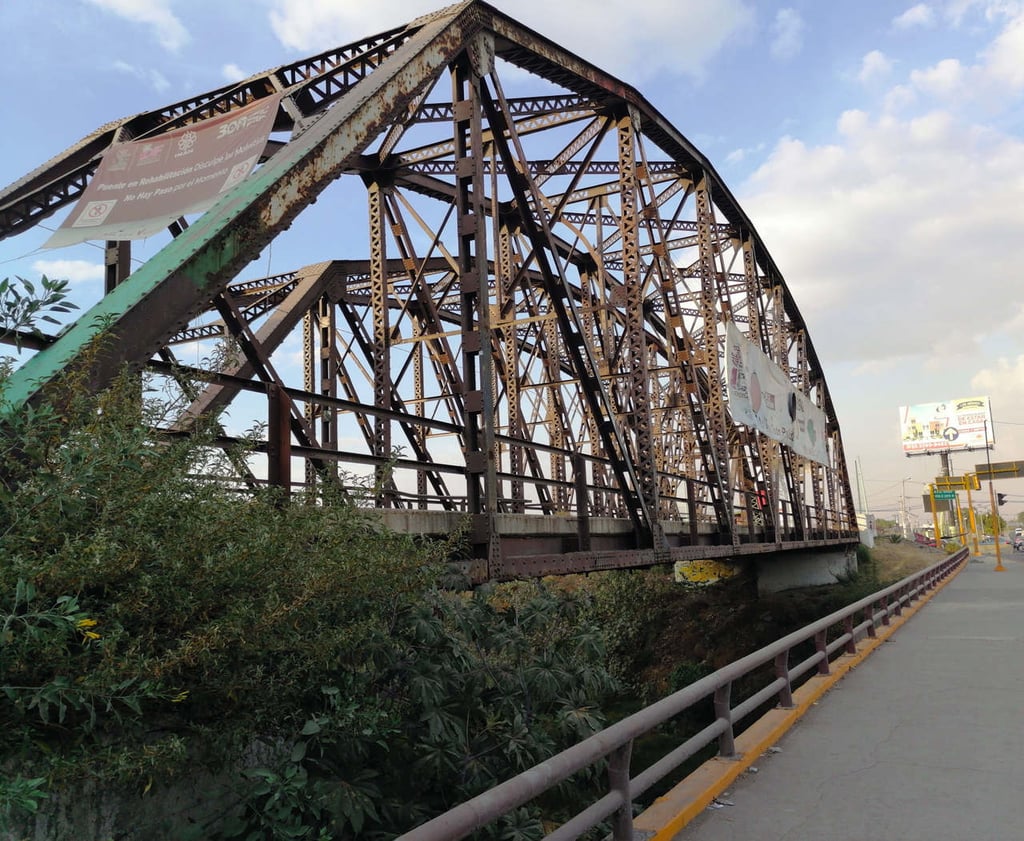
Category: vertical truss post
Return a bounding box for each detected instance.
[742,235,779,542]
[544,316,569,511]
[453,45,500,572]
[694,172,735,537]
[577,260,609,517]
[368,177,394,506]
[574,453,591,551]
[302,306,318,492]
[617,109,665,553]
[317,295,338,483]
[267,382,292,496]
[104,239,143,420]
[497,222,525,514]
[414,317,428,509]
[104,240,131,294]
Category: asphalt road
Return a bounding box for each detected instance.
[672,553,1024,841]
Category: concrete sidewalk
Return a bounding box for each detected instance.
[670,553,1024,841]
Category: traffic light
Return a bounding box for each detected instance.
[998,493,1008,506]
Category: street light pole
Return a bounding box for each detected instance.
[900,476,911,539]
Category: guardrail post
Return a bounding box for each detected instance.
[894,585,904,616]
[608,740,634,841]
[866,605,877,639]
[774,651,794,708]
[814,630,830,674]
[843,616,856,654]
[714,683,736,757]
[881,593,890,625]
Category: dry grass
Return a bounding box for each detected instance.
[869,537,948,581]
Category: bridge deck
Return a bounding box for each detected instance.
[664,553,1024,841]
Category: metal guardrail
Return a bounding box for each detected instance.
[397,547,969,841]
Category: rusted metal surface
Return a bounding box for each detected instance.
[0,0,859,576]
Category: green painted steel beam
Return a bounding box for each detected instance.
[0,1,476,421]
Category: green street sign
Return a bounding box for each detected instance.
[933,490,957,500]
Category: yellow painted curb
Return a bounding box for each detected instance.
[633,556,968,841]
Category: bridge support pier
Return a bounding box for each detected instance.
[754,547,858,595]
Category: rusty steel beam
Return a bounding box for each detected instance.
[0,3,478,418]
[0,0,860,574]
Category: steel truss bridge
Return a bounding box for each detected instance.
[0,0,858,581]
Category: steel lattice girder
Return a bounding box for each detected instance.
[0,0,858,578]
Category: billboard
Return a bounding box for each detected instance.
[725,321,829,464]
[45,93,283,248]
[898,396,993,455]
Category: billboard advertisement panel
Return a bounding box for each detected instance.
[898,396,993,455]
[45,93,283,248]
[725,321,829,464]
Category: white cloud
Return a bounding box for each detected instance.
[222,63,247,82]
[941,0,1016,27]
[740,108,1024,371]
[909,57,966,97]
[980,10,1024,88]
[893,4,936,29]
[883,9,1024,114]
[85,0,189,51]
[31,259,104,284]
[859,50,894,83]
[769,8,805,60]
[113,60,171,93]
[883,83,918,112]
[970,355,1024,459]
[266,0,756,82]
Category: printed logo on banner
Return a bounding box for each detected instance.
[108,148,133,172]
[220,156,258,193]
[175,130,198,158]
[72,200,118,227]
[136,143,166,166]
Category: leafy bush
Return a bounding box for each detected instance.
[0,304,620,839]
[214,580,618,840]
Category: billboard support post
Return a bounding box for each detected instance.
[930,484,941,548]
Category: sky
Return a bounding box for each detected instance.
[3,0,1024,531]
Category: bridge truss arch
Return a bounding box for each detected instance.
[0,0,858,579]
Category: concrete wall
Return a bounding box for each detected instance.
[755,547,858,595]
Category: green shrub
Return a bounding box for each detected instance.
[0,327,619,839]
[582,568,672,684]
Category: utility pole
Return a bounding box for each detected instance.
[900,476,911,539]
[985,420,1006,572]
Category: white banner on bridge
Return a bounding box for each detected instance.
[725,321,829,465]
[45,94,283,248]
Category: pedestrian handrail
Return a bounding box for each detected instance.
[397,548,968,841]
